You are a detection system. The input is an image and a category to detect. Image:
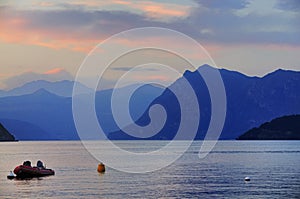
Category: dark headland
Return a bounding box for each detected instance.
[237,115,300,140]
[0,122,16,141]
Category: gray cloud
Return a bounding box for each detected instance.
[194,0,250,10]
[2,1,300,47]
[180,1,300,45]
[18,9,153,39]
[111,67,160,72]
[275,0,300,11]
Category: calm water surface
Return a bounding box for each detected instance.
[0,141,299,198]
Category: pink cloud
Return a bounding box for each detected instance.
[131,1,191,19]
[43,68,64,75]
[0,73,12,78]
[112,0,132,5]
[0,15,101,52]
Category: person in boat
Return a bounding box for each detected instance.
[23,160,31,167]
[36,160,45,169]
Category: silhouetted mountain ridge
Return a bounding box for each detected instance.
[237,115,300,140]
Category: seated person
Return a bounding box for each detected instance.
[23,161,31,167]
[36,160,45,169]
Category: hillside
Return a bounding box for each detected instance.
[0,122,15,141]
[237,115,300,140]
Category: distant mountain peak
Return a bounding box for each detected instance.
[33,88,52,94]
[0,80,92,98]
[3,69,73,90]
[182,64,216,77]
[263,68,299,79]
[29,88,64,99]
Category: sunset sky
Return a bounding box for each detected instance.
[0,0,299,89]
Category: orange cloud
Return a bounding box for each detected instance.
[0,14,101,52]
[112,0,131,5]
[0,30,99,53]
[43,68,64,75]
[0,73,12,78]
[133,1,190,18]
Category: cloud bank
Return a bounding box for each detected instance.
[0,0,299,53]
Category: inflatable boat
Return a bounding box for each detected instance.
[13,165,55,178]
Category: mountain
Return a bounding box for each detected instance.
[109,65,300,140]
[0,80,92,97]
[3,69,73,89]
[0,89,77,140]
[237,115,300,140]
[0,122,15,141]
[0,84,164,140]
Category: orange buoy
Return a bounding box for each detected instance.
[97,163,105,173]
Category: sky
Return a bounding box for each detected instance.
[0,0,299,89]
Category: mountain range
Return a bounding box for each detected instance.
[0,83,163,140]
[0,80,91,97]
[109,65,300,140]
[0,65,299,140]
[2,69,73,89]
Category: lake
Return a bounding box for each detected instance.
[0,141,299,198]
